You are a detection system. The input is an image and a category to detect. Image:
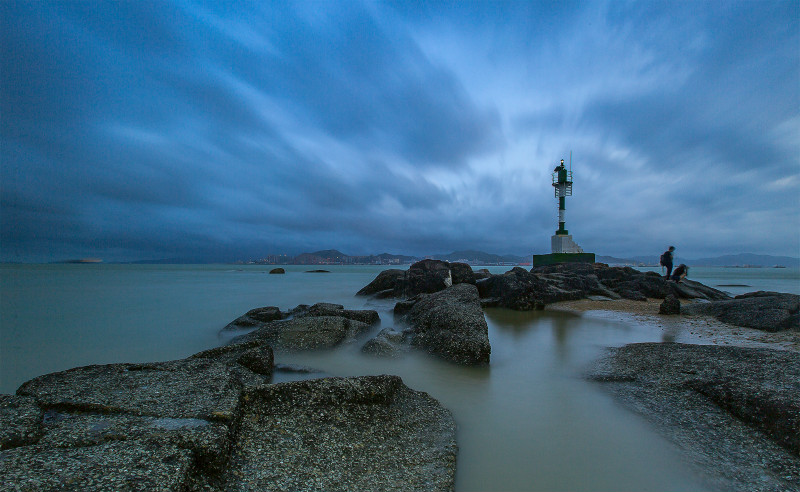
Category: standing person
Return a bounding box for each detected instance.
[660,246,675,279]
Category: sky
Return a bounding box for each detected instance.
[1,1,798,262]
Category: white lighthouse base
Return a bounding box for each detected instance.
[551,234,584,254]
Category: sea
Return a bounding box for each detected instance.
[1,263,798,491]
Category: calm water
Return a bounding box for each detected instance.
[2,263,798,490]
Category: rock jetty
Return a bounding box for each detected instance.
[1,340,457,491]
[588,343,800,492]
[358,260,731,310]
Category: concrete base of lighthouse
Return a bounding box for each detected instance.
[551,234,584,254]
[531,235,595,267]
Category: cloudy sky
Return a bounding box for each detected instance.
[2,1,798,262]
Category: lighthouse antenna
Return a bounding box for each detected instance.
[569,151,572,172]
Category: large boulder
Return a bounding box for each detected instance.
[234,316,372,350]
[588,343,800,491]
[224,375,457,491]
[356,269,405,297]
[477,267,581,310]
[6,341,271,490]
[222,306,286,331]
[357,260,477,299]
[291,302,381,326]
[682,291,800,332]
[395,283,490,365]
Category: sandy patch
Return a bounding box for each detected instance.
[546,298,800,353]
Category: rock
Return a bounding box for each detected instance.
[477,267,577,310]
[588,343,800,491]
[224,375,457,491]
[222,306,285,331]
[18,342,270,420]
[659,295,681,314]
[292,302,380,326]
[233,316,371,350]
[361,328,408,357]
[0,395,42,450]
[682,291,800,332]
[449,262,476,285]
[475,263,730,311]
[4,349,457,491]
[395,283,490,365]
[357,260,478,299]
[474,268,492,280]
[356,269,405,296]
[305,269,330,273]
[236,346,274,376]
[403,259,455,297]
[269,268,285,274]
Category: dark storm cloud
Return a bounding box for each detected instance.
[1,1,797,261]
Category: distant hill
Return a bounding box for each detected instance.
[434,250,525,264]
[687,253,799,267]
[606,253,799,268]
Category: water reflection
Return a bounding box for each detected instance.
[276,307,709,492]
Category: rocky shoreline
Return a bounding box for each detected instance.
[2,260,798,491]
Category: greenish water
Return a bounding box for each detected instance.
[2,263,797,490]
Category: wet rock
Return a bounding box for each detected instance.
[4,350,457,491]
[269,268,285,274]
[236,346,274,376]
[224,375,457,491]
[233,316,371,350]
[395,283,490,365]
[474,268,492,280]
[659,295,681,314]
[292,302,380,326]
[356,269,405,296]
[361,328,408,357]
[17,344,268,421]
[682,291,800,332]
[0,395,42,450]
[357,260,478,299]
[477,267,577,310]
[475,263,730,311]
[222,306,286,331]
[588,343,800,492]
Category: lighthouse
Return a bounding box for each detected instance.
[532,157,594,266]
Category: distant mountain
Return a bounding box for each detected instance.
[606,253,799,268]
[687,253,800,267]
[434,250,526,264]
[596,255,647,266]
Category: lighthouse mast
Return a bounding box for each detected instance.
[552,159,572,235]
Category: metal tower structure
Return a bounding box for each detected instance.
[551,159,572,236]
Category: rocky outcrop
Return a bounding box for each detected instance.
[226,375,457,491]
[588,343,800,492]
[222,306,286,331]
[223,303,379,340]
[394,283,490,365]
[3,346,457,491]
[682,291,800,332]
[291,302,381,326]
[233,316,372,350]
[357,260,474,299]
[476,263,730,311]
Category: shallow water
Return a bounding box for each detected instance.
[2,263,797,490]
